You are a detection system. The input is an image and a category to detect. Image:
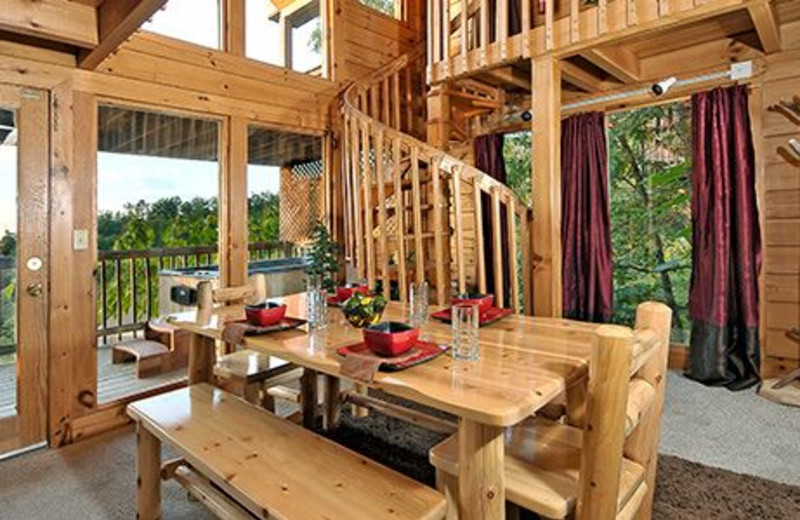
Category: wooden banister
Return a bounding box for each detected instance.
[343,51,533,309]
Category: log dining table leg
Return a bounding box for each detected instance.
[301,369,319,429]
[322,374,341,431]
[188,333,216,384]
[458,418,505,520]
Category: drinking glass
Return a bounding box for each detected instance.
[409,280,429,328]
[306,275,328,330]
[451,303,480,361]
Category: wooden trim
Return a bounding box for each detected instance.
[0,0,99,48]
[79,0,169,70]
[747,0,781,54]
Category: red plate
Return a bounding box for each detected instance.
[234,317,307,335]
[326,295,346,307]
[337,340,448,372]
[430,306,513,326]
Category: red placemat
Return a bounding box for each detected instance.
[337,340,448,373]
[430,306,513,326]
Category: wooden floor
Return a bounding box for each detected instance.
[0,345,186,417]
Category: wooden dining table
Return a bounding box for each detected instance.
[167,293,597,520]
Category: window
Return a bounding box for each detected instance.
[245,0,324,76]
[247,126,323,247]
[608,102,692,343]
[96,104,220,403]
[0,108,17,418]
[143,0,221,49]
[359,0,401,19]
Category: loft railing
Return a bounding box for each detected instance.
[96,242,300,343]
[343,51,534,311]
[426,0,751,84]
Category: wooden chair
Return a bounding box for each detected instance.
[196,275,303,412]
[111,318,191,378]
[429,302,672,520]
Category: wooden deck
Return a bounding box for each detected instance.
[0,345,186,417]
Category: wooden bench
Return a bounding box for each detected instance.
[128,384,446,520]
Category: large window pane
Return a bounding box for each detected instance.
[96,105,220,403]
[246,0,324,76]
[143,0,221,49]
[608,102,692,344]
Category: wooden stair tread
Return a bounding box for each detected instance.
[129,385,446,520]
[112,340,169,360]
[429,418,646,519]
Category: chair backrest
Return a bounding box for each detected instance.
[195,273,267,324]
[576,302,672,520]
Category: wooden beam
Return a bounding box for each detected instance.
[531,56,562,318]
[485,67,531,92]
[747,0,781,54]
[0,0,98,48]
[79,0,168,70]
[561,61,612,92]
[579,45,641,83]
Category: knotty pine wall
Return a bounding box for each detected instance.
[759,20,800,378]
[0,1,424,447]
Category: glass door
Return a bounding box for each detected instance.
[0,85,49,456]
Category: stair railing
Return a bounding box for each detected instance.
[343,51,533,312]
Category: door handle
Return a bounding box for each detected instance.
[26,283,43,297]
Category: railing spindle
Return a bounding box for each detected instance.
[452,166,466,295]
[393,137,408,302]
[410,146,425,285]
[351,116,365,280]
[473,181,487,294]
[362,122,376,289]
[507,198,520,313]
[431,159,447,304]
[392,72,401,131]
[480,0,489,47]
[491,188,504,308]
[376,130,390,300]
[571,0,580,43]
[145,256,153,320]
[101,258,108,344]
[115,257,123,340]
[460,0,468,56]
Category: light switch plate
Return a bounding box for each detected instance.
[730,61,753,81]
[74,229,89,250]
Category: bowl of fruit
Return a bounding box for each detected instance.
[342,292,388,328]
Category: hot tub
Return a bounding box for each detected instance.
[158,257,310,315]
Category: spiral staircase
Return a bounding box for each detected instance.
[341,51,533,312]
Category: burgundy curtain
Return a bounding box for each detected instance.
[687,85,762,391]
[561,112,613,322]
[474,134,510,304]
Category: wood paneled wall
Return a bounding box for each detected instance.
[759,20,800,377]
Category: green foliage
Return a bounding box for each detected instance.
[305,221,340,292]
[608,102,692,342]
[503,131,533,206]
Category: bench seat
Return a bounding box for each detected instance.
[128,384,445,520]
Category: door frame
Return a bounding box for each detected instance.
[0,84,49,456]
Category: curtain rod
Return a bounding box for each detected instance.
[561,70,732,112]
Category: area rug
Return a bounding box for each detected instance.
[327,398,800,520]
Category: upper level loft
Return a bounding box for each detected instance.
[426,0,796,85]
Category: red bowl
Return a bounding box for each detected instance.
[245,302,287,327]
[337,284,370,302]
[362,321,419,357]
[452,293,494,315]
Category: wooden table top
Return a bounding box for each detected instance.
[169,294,596,427]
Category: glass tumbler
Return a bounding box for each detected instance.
[409,280,429,328]
[451,303,480,361]
[306,275,328,330]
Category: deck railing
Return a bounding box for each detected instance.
[0,256,14,356]
[427,0,750,83]
[96,242,300,343]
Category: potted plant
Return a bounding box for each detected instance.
[305,221,340,293]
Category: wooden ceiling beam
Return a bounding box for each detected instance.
[747,0,781,54]
[561,61,615,93]
[485,67,532,92]
[579,46,641,83]
[0,0,98,48]
[79,0,169,70]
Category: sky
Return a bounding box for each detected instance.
[0,0,324,235]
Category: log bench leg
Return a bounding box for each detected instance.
[300,369,319,430]
[137,425,161,520]
[322,375,341,431]
[458,419,505,520]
